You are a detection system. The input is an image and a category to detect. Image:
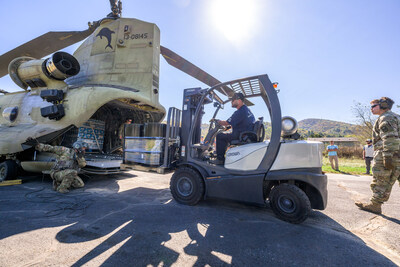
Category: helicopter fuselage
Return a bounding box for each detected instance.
[0,17,165,158]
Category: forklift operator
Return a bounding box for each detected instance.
[211,93,255,165]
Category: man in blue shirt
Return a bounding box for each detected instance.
[211,93,255,165]
[327,141,339,171]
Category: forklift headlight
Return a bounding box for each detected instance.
[281,116,298,136]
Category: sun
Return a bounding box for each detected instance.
[210,0,258,44]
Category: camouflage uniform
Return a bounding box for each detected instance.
[36,144,86,193]
[370,110,400,204]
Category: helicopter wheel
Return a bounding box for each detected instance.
[0,160,18,182]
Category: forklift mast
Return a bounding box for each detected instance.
[180,87,212,161]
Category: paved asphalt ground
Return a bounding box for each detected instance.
[1,171,399,266]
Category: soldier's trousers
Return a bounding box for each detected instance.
[371,151,400,204]
[51,169,85,192]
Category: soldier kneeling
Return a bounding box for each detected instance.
[34,141,87,193]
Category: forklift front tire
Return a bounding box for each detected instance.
[170,167,204,205]
[269,183,311,224]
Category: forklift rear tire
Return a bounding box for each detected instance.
[269,183,311,224]
[0,160,18,182]
[170,167,204,205]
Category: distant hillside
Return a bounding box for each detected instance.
[298,118,357,137]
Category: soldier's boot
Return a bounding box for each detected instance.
[355,201,382,214]
[71,176,85,188]
[57,186,69,194]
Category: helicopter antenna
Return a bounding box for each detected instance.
[108,0,122,18]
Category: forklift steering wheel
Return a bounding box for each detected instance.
[212,119,226,131]
[209,119,221,130]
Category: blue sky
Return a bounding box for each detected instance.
[0,0,399,124]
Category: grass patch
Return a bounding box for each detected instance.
[322,157,371,176]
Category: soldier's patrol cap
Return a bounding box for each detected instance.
[231,93,245,101]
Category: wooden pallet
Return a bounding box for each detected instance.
[0,179,22,186]
[120,163,170,174]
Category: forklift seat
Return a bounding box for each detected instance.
[230,117,265,146]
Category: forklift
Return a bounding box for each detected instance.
[123,74,327,224]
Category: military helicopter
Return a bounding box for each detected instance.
[0,0,239,180]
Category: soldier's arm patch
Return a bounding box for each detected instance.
[379,120,393,133]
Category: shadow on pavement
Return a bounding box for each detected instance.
[380,214,400,225]
[0,175,397,266]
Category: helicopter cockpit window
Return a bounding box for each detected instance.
[2,107,19,122]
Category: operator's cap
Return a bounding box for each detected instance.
[231,93,245,101]
[366,139,372,142]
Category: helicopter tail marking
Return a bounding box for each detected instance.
[96,28,115,50]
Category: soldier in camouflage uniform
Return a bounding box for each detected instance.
[119,119,132,140]
[355,97,400,214]
[35,141,87,193]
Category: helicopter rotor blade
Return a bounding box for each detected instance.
[0,26,97,78]
[160,46,221,87]
[160,46,253,106]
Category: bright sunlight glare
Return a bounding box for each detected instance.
[210,0,258,44]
